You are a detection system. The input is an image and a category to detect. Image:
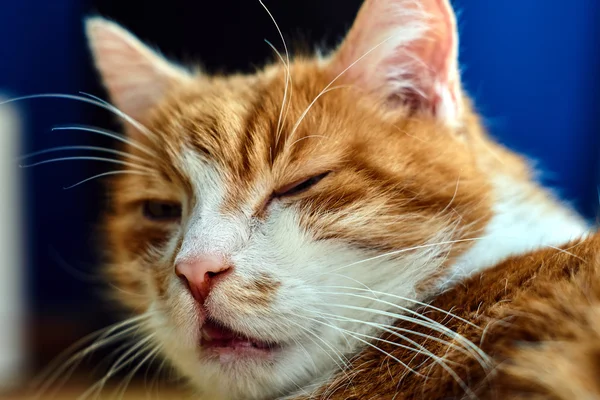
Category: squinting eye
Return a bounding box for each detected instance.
[275,172,330,198]
[142,200,182,221]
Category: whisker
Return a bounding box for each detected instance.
[323,237,487,275]
[324,303,491,371]
[107,281,151,299]
[264,39,292,147]
[287,34,399,142]
[148,350,171,400]
[141,328,176,399]
[114,344,163,400]
[316,309,484,375]
[282,85,352,152]
[319,286,480,330]
[286,318,351,373]
[440,176,461,215]
[286,134,329,150]
[283,317,355,394]
[32,314,151,387]
[43,335,141,399]
[33,314,153,398]
[0,93,157,144]
[52,125,155,157]
[300,314,477,399]
[319,273,383,303]
[320,312,445,365]
[259,0,292,146]
[290,335,319,373]
[87,340,139,386]
[295,313,424,378]
[19,156,154,172]
[542,244,586,262]
[334,323,470,394]
[316,307,478,362]
[323,233,586,286]
[77,333,157,400]
[19,145,150,165]
[63,170,151,190]
[277,368,311,398]
[480,315,516,348]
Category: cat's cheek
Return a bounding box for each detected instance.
[146,247,183,300]
[105,260,153,311]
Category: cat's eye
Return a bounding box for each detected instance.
[142,200,182,222]
[275,172,330,198]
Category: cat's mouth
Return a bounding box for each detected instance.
[200,319,280,359]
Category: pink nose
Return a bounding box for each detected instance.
[175,255,231,304]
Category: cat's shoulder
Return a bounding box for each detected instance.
[299,231,600,399]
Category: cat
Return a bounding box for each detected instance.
[82,0,590,399]
[293,231,600,399]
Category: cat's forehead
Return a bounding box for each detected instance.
[150,61,430,162]
[137,60,467,209]
[147,63,368,173]
[153,62,348,141]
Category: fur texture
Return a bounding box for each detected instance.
[294,232,600,399]
[85,1,588,399]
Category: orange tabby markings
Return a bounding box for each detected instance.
[83,0,588,399]
[299,233,600,399]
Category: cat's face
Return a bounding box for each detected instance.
[88,1,531,399]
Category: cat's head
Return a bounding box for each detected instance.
[86,0,582,398]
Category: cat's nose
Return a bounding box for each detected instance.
[175,255,232,304]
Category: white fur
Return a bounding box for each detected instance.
[88,5,592,400]
[441,175,590,289]
[146,150,459,400]
[176,155,249,262]
[146,153,590,400]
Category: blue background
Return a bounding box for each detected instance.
[457,0,600,218]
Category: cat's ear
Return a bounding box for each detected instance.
[85,17,192,121]
[330,0,462,125]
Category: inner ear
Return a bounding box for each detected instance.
[329,0,462,126]
[86,17,192,124]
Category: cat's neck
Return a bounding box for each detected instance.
[441,174,590,290]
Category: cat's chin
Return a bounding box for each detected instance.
[199,319,282,362]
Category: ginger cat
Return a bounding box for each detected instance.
[79,0,591,398]
[294,232,600,399]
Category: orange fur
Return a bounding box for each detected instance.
[296,233,600,399]
[84,1,590,399]
[103,60,502,304]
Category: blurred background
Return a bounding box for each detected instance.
[0,0,599,397]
